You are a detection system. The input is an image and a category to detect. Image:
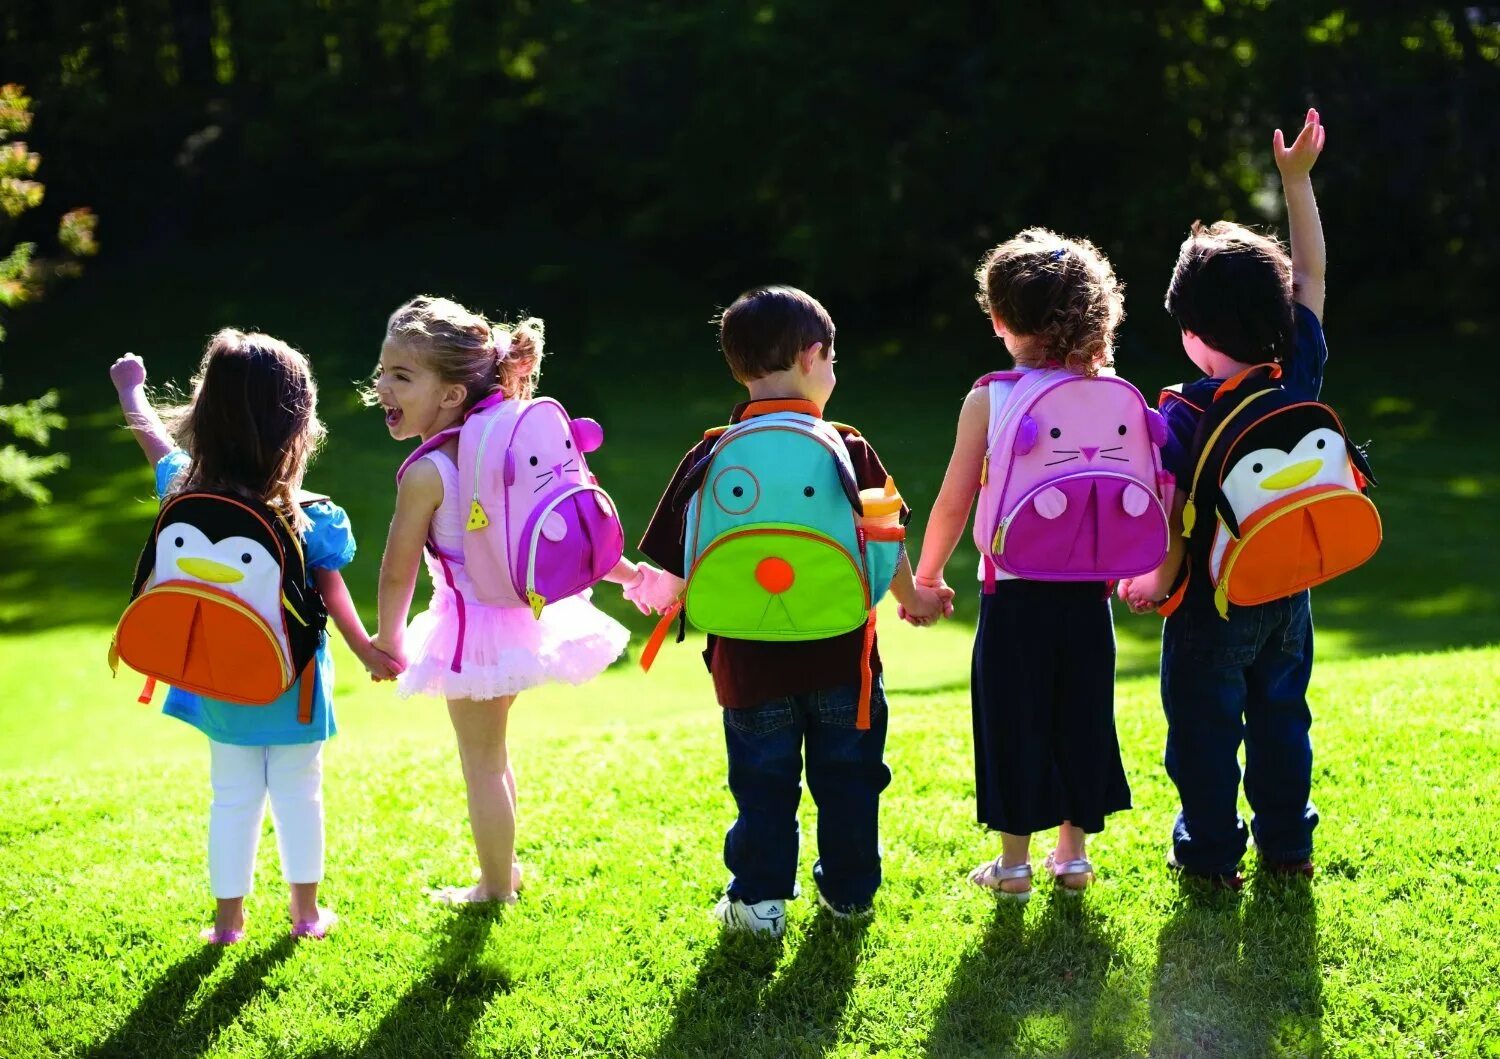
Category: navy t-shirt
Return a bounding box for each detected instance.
[1160,303,1329,488]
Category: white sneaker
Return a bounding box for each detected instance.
[713,895,786,937]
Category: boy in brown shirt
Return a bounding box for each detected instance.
[635,286,943,936]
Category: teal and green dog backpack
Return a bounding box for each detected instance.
[640,399,905,728]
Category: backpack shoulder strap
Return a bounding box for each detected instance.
[1214,362,1282,401]
[396,426,462,484]
[973,370,1024,390]
[1158,385,1203,414]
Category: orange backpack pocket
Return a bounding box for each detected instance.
[1213,485,1382,615]
[113,581,291,705]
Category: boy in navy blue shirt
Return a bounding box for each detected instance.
[1122,109,1330,888]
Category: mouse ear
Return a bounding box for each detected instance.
[571,417,604,453]
[1015,415,1038,455]
[1146,408,1168,447]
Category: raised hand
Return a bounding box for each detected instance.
[110,352,147,392]
[1273,107,1325,179]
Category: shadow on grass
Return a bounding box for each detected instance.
[86,936,295,1058]
[314,905,513,1059]
[924,896,1128,1057]
[1149,876,1320,1057]
[650,914,869,1058]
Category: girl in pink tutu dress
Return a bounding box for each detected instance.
[370,296,642,904]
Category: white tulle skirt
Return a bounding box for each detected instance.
[396,587,630,702]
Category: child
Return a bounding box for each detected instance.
[911,230,1133,901]
[632,285,944,937]
[370,296,636,905]
[1121,110,1330,888]
[110,332,396,944]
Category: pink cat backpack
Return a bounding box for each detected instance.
[397,392,625,628]
[972,369,1174,588]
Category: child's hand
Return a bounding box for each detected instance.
[1273,107,1325,180]
[1117,576,1162,615]
[915,575,957,618]
[626,564,683,615]
[109,353,147,393]
[900,585,944,627]
[368,633,407,678]
[620,565,652,614]
[355,637,405,681]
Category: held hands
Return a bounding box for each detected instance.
[900,576,956,628]
[109,353,147,393]
[1273,108,1325,180]
[622,563,683,616]
[1117,575,1165,615]
[364,634,407,682]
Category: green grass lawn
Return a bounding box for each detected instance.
[1,235,1498,1056]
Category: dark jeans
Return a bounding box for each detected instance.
[1161,590,1319,875]
[722,678,891,911]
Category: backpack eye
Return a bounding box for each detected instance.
[565,439,573,449]
[529,456,539,466]
[1050,427,1062,439]
[1253,463,1264,474]
[712,466,759,515]
[240,553,252,565]
[174,536,184,548]
[1118,424,1127,436]
[804,486,815,498]
[1316,438,1326,449]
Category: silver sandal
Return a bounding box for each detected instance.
[1044,852,1095,896]
[969,857,1033,902]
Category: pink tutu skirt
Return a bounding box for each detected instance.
[397,587,630,701]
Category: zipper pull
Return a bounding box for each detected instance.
[980,453,989,487]
[467,498,490,531]
[1182,497,1197,537]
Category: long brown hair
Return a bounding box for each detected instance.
[975,228,1125,376]
[167,329,325,526]
[382,295,546,409]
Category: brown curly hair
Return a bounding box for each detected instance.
[166,328,325,530]
[975,228,1125,376]
[380,295,546,409]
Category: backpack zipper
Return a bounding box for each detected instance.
[521,483,617,618]
[113,581,292,692]
[992,470,1167,557]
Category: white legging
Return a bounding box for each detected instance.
[208,740,324,899]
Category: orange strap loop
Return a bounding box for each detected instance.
[639,599,684,673]
[857,608,877,730]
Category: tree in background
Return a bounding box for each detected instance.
[0,83,97,504]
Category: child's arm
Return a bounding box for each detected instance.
[1274,108,1327,321]
[372,459,444,669]
[602,557,640,585]
[1119,493,1187,612]
[314,567,402,680]
[912,387,989,592]
[888,551,944,626]
[109,354,175,467]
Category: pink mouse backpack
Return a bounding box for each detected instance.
[972,369,1174,587]
[397,392,625,647]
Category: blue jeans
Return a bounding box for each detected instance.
[1161,592,1319,875]
[722,678,891,911]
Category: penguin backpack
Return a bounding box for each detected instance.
[110,490,328,721]
[1162,363,1381,618]
[637,399,905,729]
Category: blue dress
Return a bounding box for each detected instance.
[153,451,356,745]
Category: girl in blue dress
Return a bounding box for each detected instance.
[111,332,399,943]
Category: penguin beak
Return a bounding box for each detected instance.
[1260,459,1322,490]
[177,557,245,584]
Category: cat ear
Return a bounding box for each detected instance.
[1015,415,1038,455]
[1146,408,1168,447]
[504,450,516,487]
[571,417,604,453]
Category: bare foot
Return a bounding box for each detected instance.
[428,884,518,906]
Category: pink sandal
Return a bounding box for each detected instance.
[199,925,246,946]
[968,857,1033,902]
[1044,852,1095,895]
[291,908,338,940]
